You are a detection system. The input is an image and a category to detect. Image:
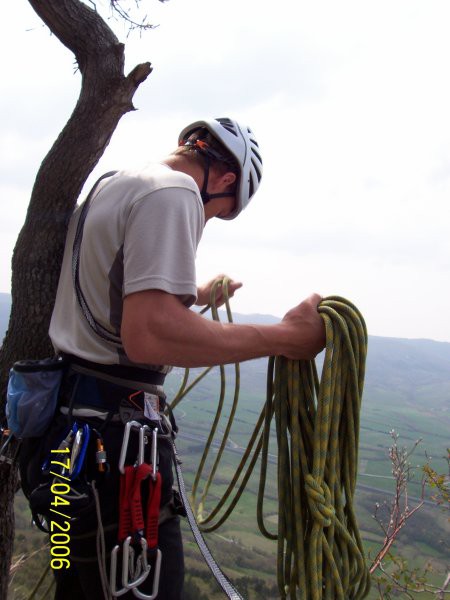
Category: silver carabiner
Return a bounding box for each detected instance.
[151,428,158,481]
[139,424,150,467]
[69,428,83,475]
[131,548,162,600]
[122,536,151,590]
[110,544,129,597]
[119,420,143,474]
[137,425,158,480]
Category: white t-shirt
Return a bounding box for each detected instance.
[49,163,205,372]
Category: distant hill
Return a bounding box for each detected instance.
[0,293,10,340]
[223,310,450,401]
[1,292,449,403]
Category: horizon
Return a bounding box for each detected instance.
[0,291,449,346]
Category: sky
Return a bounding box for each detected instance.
[1,0,450,342]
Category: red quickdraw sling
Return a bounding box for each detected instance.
[111,422,162,599]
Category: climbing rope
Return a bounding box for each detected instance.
[169,279,371,599]
[258,297,371,599]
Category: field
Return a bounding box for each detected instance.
[8,334,450,599]
[165,358,449,599]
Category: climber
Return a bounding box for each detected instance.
[23,117,325,599]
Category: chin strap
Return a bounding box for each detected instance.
[180,139,235,205]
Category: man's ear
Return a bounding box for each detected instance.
[222,172,237,187]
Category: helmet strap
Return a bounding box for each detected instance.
[180,138,235,205]
[200,153,211,205]
[199,152,234,204]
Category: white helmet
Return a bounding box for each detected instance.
[178,117,263,220]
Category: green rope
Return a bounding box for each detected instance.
[169,281,370,599]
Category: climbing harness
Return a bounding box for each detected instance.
[169,279,371,599]
[110,420,162,599]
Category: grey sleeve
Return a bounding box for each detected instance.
[123,186,204,306]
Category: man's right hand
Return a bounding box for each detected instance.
[279,293,326,360]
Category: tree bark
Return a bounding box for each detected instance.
[0,1,152,596]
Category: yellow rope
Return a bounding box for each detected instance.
[169,281,371,599]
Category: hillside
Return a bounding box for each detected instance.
[2,292,450,384]
[0,293,10,341]
[3,295,450,598]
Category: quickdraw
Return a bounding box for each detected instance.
[110,421,162,599]
[42,421,91,479]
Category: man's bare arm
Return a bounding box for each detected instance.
[121,289,325,368]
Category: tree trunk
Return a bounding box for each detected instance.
[0,1,152,596]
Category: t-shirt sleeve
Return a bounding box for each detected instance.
[123,186,204,306]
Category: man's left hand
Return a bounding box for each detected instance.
[196,274,243,307]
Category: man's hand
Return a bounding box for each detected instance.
[196,275,243,307]
[279,294,326,360]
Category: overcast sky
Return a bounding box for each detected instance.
[1,0,450,342]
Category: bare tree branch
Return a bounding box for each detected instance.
[370,432,425,574]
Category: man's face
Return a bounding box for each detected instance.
[203,195,236,222]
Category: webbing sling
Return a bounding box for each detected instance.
[169,438,244,600]
[72,170,120,344]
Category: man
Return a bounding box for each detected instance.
[43,117,325,598]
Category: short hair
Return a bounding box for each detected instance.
[177,128,240,182]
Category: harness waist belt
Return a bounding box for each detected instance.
[62,354,166,387]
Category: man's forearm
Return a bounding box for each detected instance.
[122,290,284,367]
[121,289,324,368]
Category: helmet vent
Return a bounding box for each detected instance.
[249,178,254,198]
[217,117,239,137]
[252,148,262,164]
[251,158,262,182]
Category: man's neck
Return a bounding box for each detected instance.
[161,154,203,188]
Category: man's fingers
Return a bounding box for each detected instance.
[228,281,243,297]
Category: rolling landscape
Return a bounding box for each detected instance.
[2,293,449,599]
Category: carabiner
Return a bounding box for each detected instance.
[151,428,158,482]
[110,544,129,597]
[69,422,90,478]
[119,420,144,474]
[122,537,151,590]
[139,424,149,467]
[138,425,158,480]
[131,548,162,600]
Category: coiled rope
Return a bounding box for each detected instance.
[169,278,371,599]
